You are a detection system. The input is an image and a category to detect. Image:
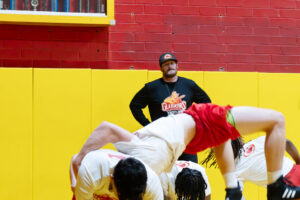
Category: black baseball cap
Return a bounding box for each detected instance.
[159,52,178,67]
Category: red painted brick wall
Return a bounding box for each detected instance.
[2,0,300,72]
[109,0,300,72]
[0,25,109,68]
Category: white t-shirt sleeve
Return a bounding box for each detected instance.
[75,149,163,200]
[201,167,211,196]
[142,165,164,199]
[253,136,266,144]
[75,150,112,200]
[75,162,95,200]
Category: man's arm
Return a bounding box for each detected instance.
[286,139,300,164]
[191,81,211,103]
[72,121,133,177]
[205,194,211,200]
[130,85,151,126]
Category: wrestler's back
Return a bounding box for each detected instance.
[175,113,196,145]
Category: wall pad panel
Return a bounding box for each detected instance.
[33,68,91,200]
[0,68,32,200]
[1,69,300,200]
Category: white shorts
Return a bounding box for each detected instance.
[115,114,189,174]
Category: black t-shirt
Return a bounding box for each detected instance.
[130,77,211,126]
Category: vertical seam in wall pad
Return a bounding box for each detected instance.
[31,68,34,200]
[90,69,93,133]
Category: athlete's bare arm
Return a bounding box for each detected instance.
[72,121,133,177]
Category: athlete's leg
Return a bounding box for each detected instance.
[231,106,300,199]
[215,106,285,200]
[214,140,235,184]
[231,106,285,173]
[214,140,242,200]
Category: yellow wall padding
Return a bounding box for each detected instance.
[0,68,33,200]
[33,69,91,200]
[91,69,148,150]
[92,70,148,132]
[259,73,300,140]
[258,73,300,200]
[0,68,300,200]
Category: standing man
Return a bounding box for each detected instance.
[130,52,211,163]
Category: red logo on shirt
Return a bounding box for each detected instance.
[243,144,255,157]
[108,154,125,160]
[162,91,186,115]
[93,194,117,200]
[175,161,190,168]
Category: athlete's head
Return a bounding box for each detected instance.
[159,52,178,79]
[113,157,147,200]
[175,168,207,200]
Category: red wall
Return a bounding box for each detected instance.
[0,25,109,68]
[2,0,300,72]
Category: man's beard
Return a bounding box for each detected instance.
[164,70,177,78]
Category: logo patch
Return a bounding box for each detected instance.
[243,144,255,157]
[175,161,190,168]
[164,54,172,59]
[108,153,125,160]
[161,91,186,115]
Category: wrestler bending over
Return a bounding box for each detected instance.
[72,103,300,200]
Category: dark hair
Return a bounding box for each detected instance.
[175,168,207,200]
[201,137,244,168]
[231,137,244,159]
[113,157,147,200]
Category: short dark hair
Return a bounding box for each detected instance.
[113,157,147,200]
[175,168,207,200]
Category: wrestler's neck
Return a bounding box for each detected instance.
[163,75,178,83]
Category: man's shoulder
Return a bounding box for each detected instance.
[178,76,195,84]
[145,78,163,87]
